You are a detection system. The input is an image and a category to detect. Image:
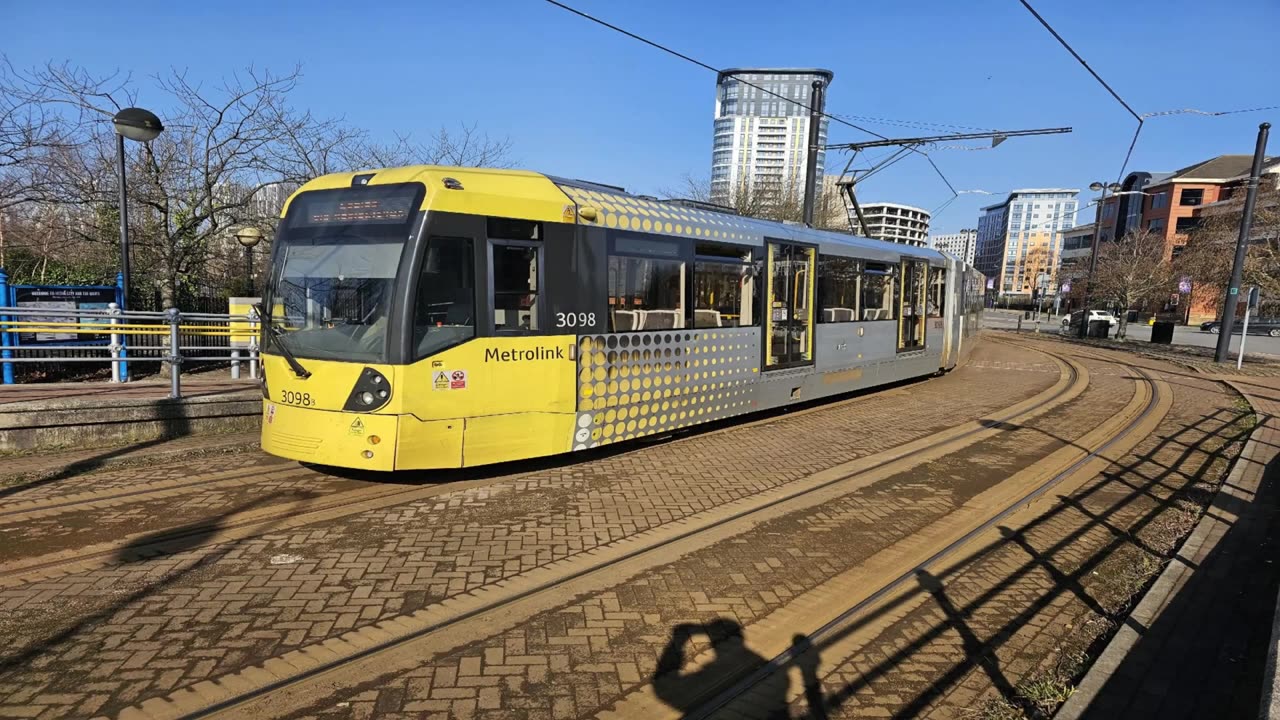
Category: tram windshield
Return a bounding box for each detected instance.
[266,184,423,363]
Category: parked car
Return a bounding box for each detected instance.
[1061,310,1120,332]
[1200,318,1280,337]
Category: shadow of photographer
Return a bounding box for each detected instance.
[652,618,827,719]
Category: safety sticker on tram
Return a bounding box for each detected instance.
[266,404,276,424]
[433,371,450,391]
[349,417,365,436]
[449,370,468,390]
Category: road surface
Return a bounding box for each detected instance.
[982,309,1280,358]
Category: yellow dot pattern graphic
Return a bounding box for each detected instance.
[571,328,760,450]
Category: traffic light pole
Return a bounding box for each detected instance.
[1214,122,1270,363]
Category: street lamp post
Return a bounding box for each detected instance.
[111,108,164,310]
[234,227,263,295]
[1077,180,1122,339]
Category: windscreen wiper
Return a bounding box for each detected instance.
[254,302,312,379]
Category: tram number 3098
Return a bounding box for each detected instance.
[280,390,315,407]
[555,312,596,328]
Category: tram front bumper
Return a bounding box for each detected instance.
[261,401,399,471]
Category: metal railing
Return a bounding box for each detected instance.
[0,304,259,399]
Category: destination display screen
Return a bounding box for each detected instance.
[288,184,423,227]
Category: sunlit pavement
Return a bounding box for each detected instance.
[0,335,1276,719]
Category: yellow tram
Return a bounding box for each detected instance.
[259,166,983,470]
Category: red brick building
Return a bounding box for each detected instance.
[1093,155,1279,321]
[1098,155,1276,255]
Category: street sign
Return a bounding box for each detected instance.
[1061,281,1072,293]
[1249,286,1261,310]
[1178,276,1192,294]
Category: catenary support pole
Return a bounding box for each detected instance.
[1078,185,1111,339]
[1214,122,1270,363]
[802,80,826,227]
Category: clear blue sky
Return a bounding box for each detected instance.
[7,0,1277,233]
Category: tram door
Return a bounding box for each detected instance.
[765,241,816,369]
[898,259,927,352]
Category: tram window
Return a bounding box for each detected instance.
[818,255,860,323]
[414,236,475,358]
[492,244,540,332]
[928,268,946,317]
[694,244,754,328]
[608,255,685,331]
[861,263,896,321]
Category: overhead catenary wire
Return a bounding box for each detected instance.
[1114,123,1144,187]
[1017,0,1145,197]
[828,112,997,134]
[1141,104,1280,119]
[541,0,889,140]
[539,0,964,208]
[1016,0,1141,123]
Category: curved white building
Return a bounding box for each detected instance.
[858,202,931,247]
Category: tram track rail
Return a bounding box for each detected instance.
[673,338,1171,720]
[0,367,929,522]
[0,466,527,588]
[0,459,306,522]
[0,341,1001,588]
[0,377,944,587]
[109,343,1103,719]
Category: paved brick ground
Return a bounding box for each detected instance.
[0,431,261,487]
[0,341,1057,719]
[0,459,360,563]
[1057,371,1280,719]
[270,352,1139,720]
[802,363,1243,719]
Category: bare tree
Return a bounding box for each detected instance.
[352,123,515,170]
[663,173,846,231]
[1174,187,1280,316]
[3,59,517,302]
[1092,229,1176,339]
[1,58,98,212]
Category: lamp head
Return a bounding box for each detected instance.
[1088,181,1104,192]
[234,227,263,248]
[112,108,164,143]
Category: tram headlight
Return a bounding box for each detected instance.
[344,367,392,412]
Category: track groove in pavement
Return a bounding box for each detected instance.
[178,350,1093,720]
[0,339,1148,720]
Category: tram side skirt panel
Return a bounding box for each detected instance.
[465,336,578,466]
[395,417,463,470]
[395,338,579,470]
